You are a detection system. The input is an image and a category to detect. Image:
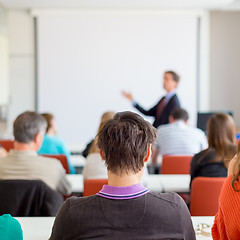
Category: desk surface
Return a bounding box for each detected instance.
[70,155,86,167]
[67,174,190,193]
[16,216,214,240]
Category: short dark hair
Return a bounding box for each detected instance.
[170,108,189,121]
[165,71,180,83]
[14,111,47,143]
[97,111,157,175]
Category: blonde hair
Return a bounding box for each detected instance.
[89,111,115,154]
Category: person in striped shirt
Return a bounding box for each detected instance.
[152,108,208,164]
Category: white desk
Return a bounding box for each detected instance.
[67,174,190,193]
[146,174,190,193]
[16,217,54,240]
[70,155,86,167]
[16,216,214,240]
[192,216,214,240]
[67,174,84,193]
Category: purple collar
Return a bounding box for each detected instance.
[96,183,149,200]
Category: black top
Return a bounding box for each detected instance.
[0,180,63,216]
[190,149,229,186]
[135,94,180,129]
[49,192,195,240]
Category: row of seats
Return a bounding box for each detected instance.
[0,139,225,217]
[0,139,191,174]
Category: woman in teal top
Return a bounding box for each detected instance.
[38,113,76,174]
[0,214,23,240]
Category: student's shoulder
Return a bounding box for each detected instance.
[37,155,62,167]
[157,123,173,132]
[147,191,183,206]
[65,195,99,210]
[186,125,205,135]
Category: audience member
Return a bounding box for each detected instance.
[82,111,115,179]
[0,111,72,195]
[152,108,208,163]
[122,71,180,128]
[50,111,195,240]
[190,113,236,184]
[212,141,240,239]
[38,113,76,174]
[0,214,23,240]
[0,144,7,158]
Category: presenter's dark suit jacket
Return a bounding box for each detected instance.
[135,94,180,129]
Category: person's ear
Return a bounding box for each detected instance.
[144,145,152,163]
[35,132,42,144]
[99,149,106,160]
[169,116,174,123]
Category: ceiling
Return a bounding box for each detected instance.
[1,0,240,10]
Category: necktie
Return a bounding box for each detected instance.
[156,97,166,120]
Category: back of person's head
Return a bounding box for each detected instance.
[207,113,236,161]
[14,111,47,143]
[165,71,180,83]
[41,113,54,133]
[89,111,115,154]
[97,111,157,175]
[170,108,189,121]
[0,214,23,240]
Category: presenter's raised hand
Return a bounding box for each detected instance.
[122,91,134,102]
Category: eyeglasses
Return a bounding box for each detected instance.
[195,223,212,237]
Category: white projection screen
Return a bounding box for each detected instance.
[37,11,198,145]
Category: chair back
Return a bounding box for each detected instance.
[0,180,63,216]
[161,155,192,174]
[41,154,70,174]
[190,177,226,216]
[83,179,108,196]
[0,139,14,152]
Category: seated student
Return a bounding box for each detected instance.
[190,113,236,184]
[38,113,76,174]
[0,214,23,240]
[0,111,72,195]
[50,111,195,240]
[212,142,240,239]
[152,108,208,163]
[82,111,115,179]
[0,144,7,158]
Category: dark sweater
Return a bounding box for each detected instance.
[49,192,195,240]
[190,149,230,186]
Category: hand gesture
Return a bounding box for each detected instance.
[122,91,134,102]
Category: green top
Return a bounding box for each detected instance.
[0,214,23,240]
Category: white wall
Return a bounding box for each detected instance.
[0,4,9,106]
[7,10,35,132]
[210,11,240,128]
[5,9,211,142]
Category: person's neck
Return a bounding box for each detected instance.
[166,88,176,94]
[107,170,143,187]
[14,142,37,151]
[46,129,55,136]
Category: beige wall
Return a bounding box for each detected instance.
[7,10,35,132]
[210,11,240,127]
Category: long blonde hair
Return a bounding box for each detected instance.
[89,111,115,154]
